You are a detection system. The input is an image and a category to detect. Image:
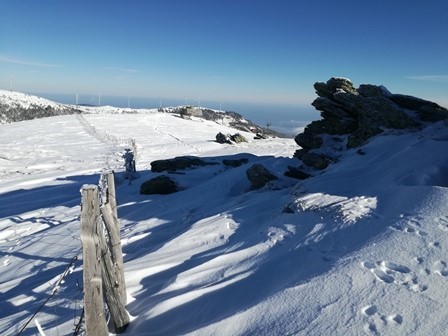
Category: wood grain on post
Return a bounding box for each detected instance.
[105,172,118,220]
[81,185,108,336]
[97,224,130,333]
[101,203,127,305]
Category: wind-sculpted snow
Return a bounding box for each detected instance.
[1,110,448,335]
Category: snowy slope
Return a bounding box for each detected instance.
[0,106,448,336]
[0,90,82,124]
[0,90,66,110]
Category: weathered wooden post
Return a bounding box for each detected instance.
[97,225,130,333]
[106,172,118,219]
[81,185,108,336]
[101,172,127,305]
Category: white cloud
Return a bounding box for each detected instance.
[0,55,63,68]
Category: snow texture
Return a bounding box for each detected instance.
[1,91,448,335]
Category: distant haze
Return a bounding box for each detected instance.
[35,92,316,137]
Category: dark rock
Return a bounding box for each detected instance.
[314,77,357,98]
[254,133,267,140]
[294,131,323,150]
[294,77,446,171]
[305,118,357,135]
[282,204,295,213]
[300,152,332,170]
[312,96,354,119]
[293,149,306,160]
[140,175,178,195]
[357,84,391,98]
[284,166,311,180]
[151,156,217,172]
[216,132,232,144]
[347,126,383,148]
[216,132,248,144]
[246,164,278,189]
[356,149,366,155]
[230,133,247,143]
[223,158,249,167]
[333,92,418,129]
[390,94,448,122]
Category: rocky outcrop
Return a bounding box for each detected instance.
[222,158,249,167]
[140,175,178,195]
[284,166,311,180]
[215,132,248,144]
[246,164,278,189]
[294,77,448,171]
[151,156,218,172]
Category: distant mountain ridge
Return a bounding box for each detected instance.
[0,90,82,123]
[0,90,285,137]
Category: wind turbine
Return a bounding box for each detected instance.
[9,76,13,92]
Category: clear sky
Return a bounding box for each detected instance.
[1,0,447,107]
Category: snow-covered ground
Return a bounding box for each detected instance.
[0,90,68,111]
[1,100,448,335]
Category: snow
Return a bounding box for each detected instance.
[1,91,448,335]
[0,90,66,110]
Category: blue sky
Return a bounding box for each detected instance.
[1,0,448,107]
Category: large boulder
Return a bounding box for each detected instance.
[300,152,332,170]
[314,77,357,98]
[140,175,178,195]
[216,132,232,144]
[294,131,323,150]
[216,132,248,144]
[288,77,448,172]
[151,156,217,172]
[293,77,448,171]
[246,164,278,189]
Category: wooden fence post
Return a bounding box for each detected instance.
[81,185,108,336]
[106,172,118,219]
[101,172,127,305]
[97,226,130,333]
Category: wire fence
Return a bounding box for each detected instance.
[15,167,129,335]
[16,249,83,335]
[76,114,138,163]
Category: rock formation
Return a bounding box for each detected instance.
[215,132,248,144]
[294,77,448,172]
[246,164,278,189]
[140,175,179,195]
[151,156,218,172]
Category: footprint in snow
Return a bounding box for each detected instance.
[362,260,428,293]
[429,241,441,248]
[360,305,403,335]
[361,305,377,316]
[435,216,448,232]
[434,260,448,277]
[392,223,427,237]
